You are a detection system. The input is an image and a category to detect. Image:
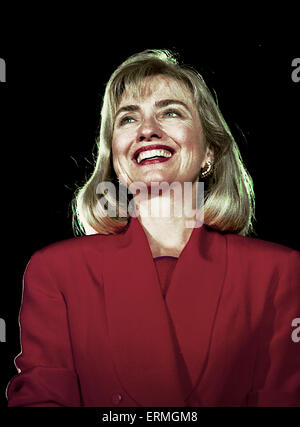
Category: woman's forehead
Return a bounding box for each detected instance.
[118,75,194,106]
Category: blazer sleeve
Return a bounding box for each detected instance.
[6,250,82,407]
[247,249,300,407]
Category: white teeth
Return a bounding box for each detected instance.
[136,149,173,164]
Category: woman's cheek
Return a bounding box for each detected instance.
[112,132,131,154]
[166,125,194,146]
[116,128,138,147]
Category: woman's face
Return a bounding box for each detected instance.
[112,75,213,188]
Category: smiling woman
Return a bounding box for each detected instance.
[72,49,255,237]
[110,74,211,241]
[6,49,300,407]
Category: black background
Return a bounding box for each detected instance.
[0,27,299,409]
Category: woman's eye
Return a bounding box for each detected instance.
[163,109,182,118]
[119,116,135,126]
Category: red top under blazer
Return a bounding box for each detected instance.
[6,217,300,407]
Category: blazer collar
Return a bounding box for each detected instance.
[101,217,227,406]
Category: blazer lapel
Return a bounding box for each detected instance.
[101,217,186,406]
[101,217,227,406]
[165,222,227,399]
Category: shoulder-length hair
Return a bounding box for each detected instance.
[72,49,256,237]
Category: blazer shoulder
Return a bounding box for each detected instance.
[223,231,300,273]
[225,231,298,257]
[29,232,119,267]
[221,234,300,287]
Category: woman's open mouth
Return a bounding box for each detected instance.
[133,145,175,166]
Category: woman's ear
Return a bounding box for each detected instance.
[204,146,214,166]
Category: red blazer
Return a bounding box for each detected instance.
[6,218,300,407]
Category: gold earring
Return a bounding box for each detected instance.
[200,160,213,178]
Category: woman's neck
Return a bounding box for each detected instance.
[132,181,202,257]
[137,216,195,258]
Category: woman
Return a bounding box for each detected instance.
[6,50,300,407]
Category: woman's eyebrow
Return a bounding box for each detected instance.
[155,99,191,112]
[115,104,140,119]
[115,98,191,119]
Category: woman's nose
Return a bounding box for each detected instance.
[137,116,162,142]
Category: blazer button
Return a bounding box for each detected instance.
[111,392,122,405]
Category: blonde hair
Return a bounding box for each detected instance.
[72,49,256,236]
